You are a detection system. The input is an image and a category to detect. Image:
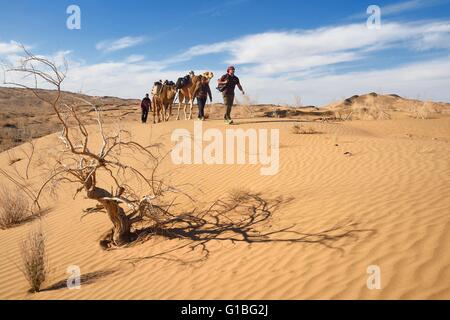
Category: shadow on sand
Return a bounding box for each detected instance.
[43,270,116,292]
[123,191,376,265]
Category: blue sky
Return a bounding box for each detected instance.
[1,0,450,105]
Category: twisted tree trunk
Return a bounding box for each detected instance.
[85,176,134,248]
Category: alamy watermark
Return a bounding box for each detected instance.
[367,5,381,30]
[67,265,81,290]
[66,5,81,30]
[171,122,280,176]
[367,265,381,290]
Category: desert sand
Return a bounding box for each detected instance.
[0,90,449,300]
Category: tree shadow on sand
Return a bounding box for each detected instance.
[122,190,376,265]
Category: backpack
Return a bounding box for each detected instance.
[216,74,229,92]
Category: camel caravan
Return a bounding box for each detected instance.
[142,66,244,125]
[147,71,214,124]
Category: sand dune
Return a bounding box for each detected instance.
[0,103,449,299]
[325,92,450,120]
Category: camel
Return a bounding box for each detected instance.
[177,71,214,120]
[151,81,177,123]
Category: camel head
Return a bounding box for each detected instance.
[202,71,214,82]
[151,81,163,96]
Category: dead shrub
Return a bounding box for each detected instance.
[291,124,319,135]
[20,226,47,293]
[411,101,436,119]
[0,186,30,229]
[350,103,391,120]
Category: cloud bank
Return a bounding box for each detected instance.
[2,18,450,105]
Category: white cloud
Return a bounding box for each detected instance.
[349,0,448,19]
[382,0,446,16]
[50,50,72,67]
[56,54,450,106]
[0,40,23,55]
[4,48,450,106]
[165,20,450,77]
[240,56,450,105]
[59,56,185,97]
[125,54,146,63]
[96,36,147,52]
[2,19,450,106]
[412,23,450,50]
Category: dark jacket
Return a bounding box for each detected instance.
[197,83,212,101]
[141,97,151,111]
[219,74,240,95]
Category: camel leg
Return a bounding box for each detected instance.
[156,101,161,124]
[177,101,182,120]
[176,92,183,121]
[162,105,166,122]
[168,104,172,121]
[183,99,188,120]
[188,99,194,120]
[152,98,157,124]
[166,104,171,122]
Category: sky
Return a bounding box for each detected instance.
[1,0,450,105]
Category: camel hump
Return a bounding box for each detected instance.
[164,80,175,86]
[176,75,191,89]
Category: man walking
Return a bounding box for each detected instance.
[217,66,245,124]
[197,77,212,121]
[141,93,151,123]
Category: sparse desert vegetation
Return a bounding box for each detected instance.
[410,101,438,120]
[0,186,30,229]
[291,124,320,134]
[329,92,449,121]
[19,226,47,293]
